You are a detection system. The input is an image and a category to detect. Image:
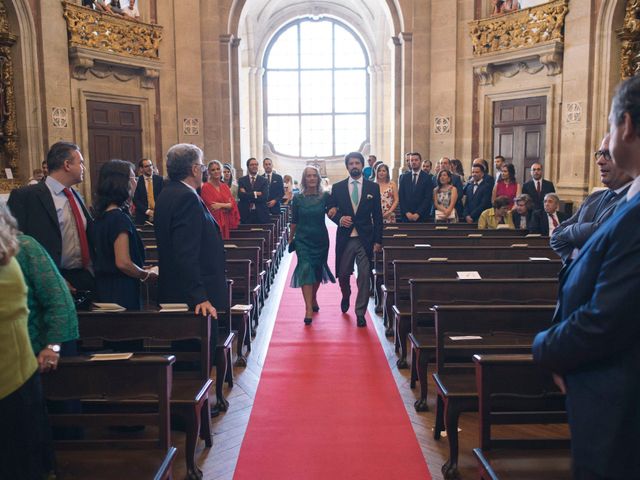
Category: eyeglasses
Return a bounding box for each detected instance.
[594,149,611,161]
[194,163,207,173]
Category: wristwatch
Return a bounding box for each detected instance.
[46,344,61,353]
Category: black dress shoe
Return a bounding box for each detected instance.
[304,317,312,325]
[356,315,367,327]
[340,295,350,313]
[312,305,320,312]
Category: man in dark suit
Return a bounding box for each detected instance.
[551,134,632,262]
[154,144,226,367]
[262,157,284,215]
[529,193,567,236]
[462,163,492,223]
[522,162,555,211]
[328,152,383,327]
[472,158,495,188]
[8,141,95,293]
[512,194,535,230]
[237,157,270,224]
[132,158,164,225]
[533,76,640,480]
[398,152,434,222]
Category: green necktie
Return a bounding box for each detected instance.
[351,180,359,208]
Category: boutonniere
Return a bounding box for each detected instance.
[366,194,373,200]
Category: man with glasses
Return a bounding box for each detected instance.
[133,158,164,225]
[550,134,632,262]
[154,144,227,370]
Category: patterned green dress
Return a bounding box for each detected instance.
[290,192,336,288]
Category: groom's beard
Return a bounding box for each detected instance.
[349,168,362,178]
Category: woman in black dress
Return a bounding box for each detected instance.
[93,160,158,309]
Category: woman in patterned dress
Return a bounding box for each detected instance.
[375,163,399,224]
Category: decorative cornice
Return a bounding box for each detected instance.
[469,0,568,56]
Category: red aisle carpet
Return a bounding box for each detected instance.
[233,226,431,479]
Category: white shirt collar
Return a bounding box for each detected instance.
[614,180,633,195]
[351,176,363,184]
[626,176,640,201]
[45,175,67,195]
[180,180,197,193]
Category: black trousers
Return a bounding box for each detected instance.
[0,371,54,480]
[573,464,616,480]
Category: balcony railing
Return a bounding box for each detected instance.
[469,0,568,56]
[62,1,162,60]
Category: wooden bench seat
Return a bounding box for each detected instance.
[77,311,221,480]
[428,307,556,479]
[42,355,177,480]
[472,354,570,480]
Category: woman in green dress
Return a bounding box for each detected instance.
[289,166,336,325]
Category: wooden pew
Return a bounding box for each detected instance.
[384,223,478,231]
[375,244,557,315]
[390,259,561,368]
[42,355,177,480]
[226,258,253,365]
[77,311,223,479]
[225,238,268,306]
[232,225,276,285]
[408,279,558,411]
[472,354,570,480]
[429,305,556,478]
[384,228,529,237]
[382,235,551,248]
[224,244,263,331]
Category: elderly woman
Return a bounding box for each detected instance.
[93,159,157,310]
[0,204,53,479]
[478,195,515,229]
[201,160,241,239]
[288,166,336,325]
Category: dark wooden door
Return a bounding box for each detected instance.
[87,100,142,195]
[493,97,546,184]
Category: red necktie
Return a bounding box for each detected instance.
[536,181,541,194]
[549,213,558,228]
[63,188,90,269]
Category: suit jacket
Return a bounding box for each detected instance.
[262,172,285,215]
[328,178,383,277]
[7,181,95,268]
[237,175,270,224]
[398,170,434,221]
[529,209,568,236]
[532,192,640,477]
[522,178,555,211]
[550,186,630,262]
[154,181,227,310]
[462,178,493,221]
[133,174,164,224]
[512,210,533,230]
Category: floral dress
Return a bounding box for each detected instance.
[380,183,396,224]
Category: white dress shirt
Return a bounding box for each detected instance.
[45,176,86,270]
[348,176,363,237]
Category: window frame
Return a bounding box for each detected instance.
[262,17,371,158]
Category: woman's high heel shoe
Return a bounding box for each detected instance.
[312,305,320,312]
[304,317,313,325]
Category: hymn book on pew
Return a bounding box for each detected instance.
[159,303,189,312]
[92,303,126,312]
[90,353,134,361]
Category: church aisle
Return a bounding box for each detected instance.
[232,226,431,479]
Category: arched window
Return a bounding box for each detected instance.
[263,18,370,158]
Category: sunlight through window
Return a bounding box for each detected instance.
[264,18,369,158]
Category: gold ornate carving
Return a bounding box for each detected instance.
[469,0,568,56]
[61,1,163,60]
[619,0,640,79]
[0,0,19,182]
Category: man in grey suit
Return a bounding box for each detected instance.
[551,134,632,262]
[533,76,640,480]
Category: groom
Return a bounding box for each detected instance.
[328,152,383,327]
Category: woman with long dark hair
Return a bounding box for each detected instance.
[93,159,157,309]
[492,162,521,209]
[374,163,399,223]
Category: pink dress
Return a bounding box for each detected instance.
[495,180,518,208]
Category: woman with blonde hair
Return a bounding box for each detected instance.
[288,166,336,325]
[374,163,399,223]
[202,160,241,239]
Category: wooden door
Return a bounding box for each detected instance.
[493,97,546,184]
[87,100,142,196]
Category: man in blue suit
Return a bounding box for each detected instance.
[533,76,640,480]
[328,152,383,327]
[462,163,492,223]
[398,152,433,222]
[154,144,226,369]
